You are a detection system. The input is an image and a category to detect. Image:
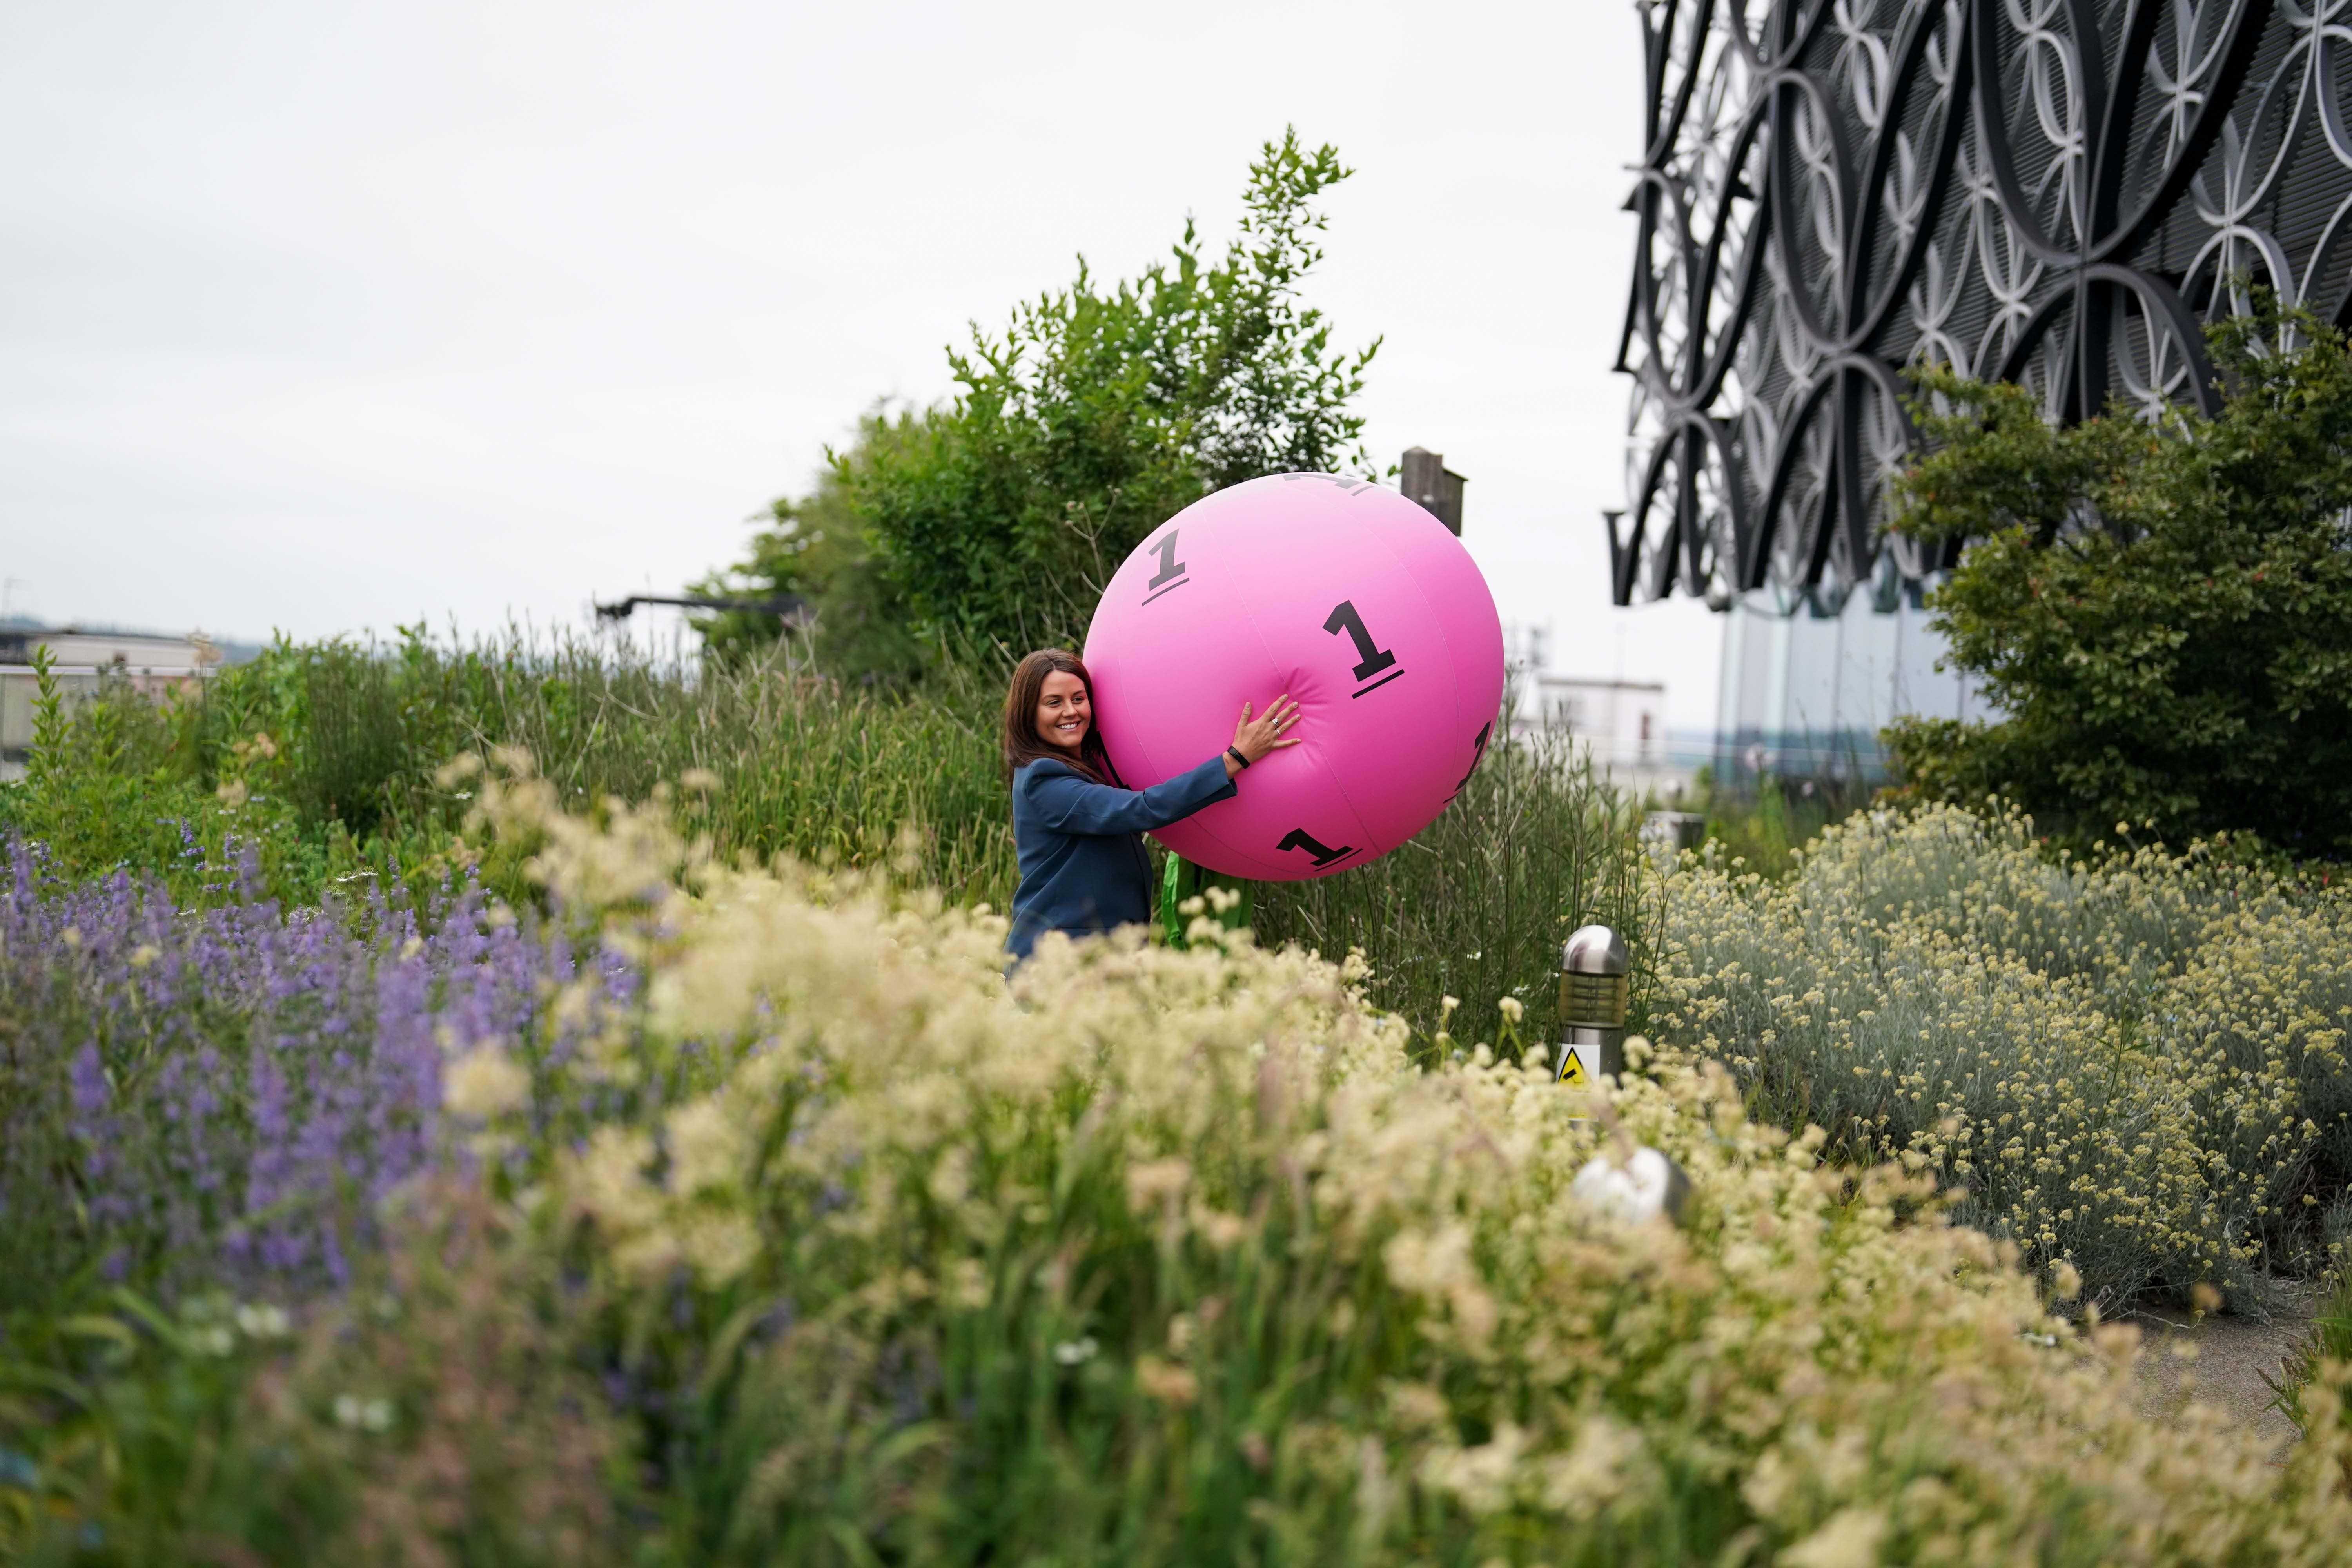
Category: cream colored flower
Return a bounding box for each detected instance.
[442,1044,530,1121]
[572,1127,661,1235]
[1383,1224,1473,1297]
[678,1212,760,1286]
[666,1096,751,1196]
[1188,1203,1248,1250]
[1781,1507,1888,1568]
[1134,1355,1198,1406]
[1125,1156,1192,1214]
[1540,1416,1646,1520]
[1419,1421,1527,1516]
[404,775,2352,1559]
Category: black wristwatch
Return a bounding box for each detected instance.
[1226,746,1250,771]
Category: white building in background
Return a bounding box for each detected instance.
[1531,675,1696,801]
[1503,624,1702,802]
[0,624,225,780]
[1531,675,1662,764]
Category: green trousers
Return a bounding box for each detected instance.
[1157,853,1254,948]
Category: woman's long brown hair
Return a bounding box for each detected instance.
[1002,648,1113,784]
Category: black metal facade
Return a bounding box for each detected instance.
[1609,0,2352,610]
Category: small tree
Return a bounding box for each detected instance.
[704,128,1381,671]
[1886,302,2352,853]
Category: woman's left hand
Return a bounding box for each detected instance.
[1228,695,1303,773]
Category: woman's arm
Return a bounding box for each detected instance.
[1024,696,1304,834]
[1023,756,1237,836]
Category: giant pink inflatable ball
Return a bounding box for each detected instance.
[1082,472,1505,882]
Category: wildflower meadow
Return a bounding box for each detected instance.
[5,648,2352,1563]
[7,759,2352,1564]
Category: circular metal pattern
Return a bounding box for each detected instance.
[1611,0,2352,606]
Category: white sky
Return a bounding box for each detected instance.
[0,0,1726,728]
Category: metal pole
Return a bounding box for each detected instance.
[1556,924,1627,1086]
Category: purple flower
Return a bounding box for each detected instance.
[69,1041,109,1121]
[0,837,661,1302]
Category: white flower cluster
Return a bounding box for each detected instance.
[417,772,2352,1560]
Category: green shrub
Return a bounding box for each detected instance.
[1653,801,2352,1307]
[1886,302,2352,852]
[1678,765,1863,882]
[1,1189,633,1566]
[702,130,1384,671]
[692,445,937,685]
[0,650,325,904]
[830,129,1381,653]
[2273,1267,2352,1446]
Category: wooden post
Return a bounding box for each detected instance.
[1401,447,1466,535]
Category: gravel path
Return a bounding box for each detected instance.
[2127,1287,2322,1454]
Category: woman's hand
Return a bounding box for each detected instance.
[1225,694,1303,777]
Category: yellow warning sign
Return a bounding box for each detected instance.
[1559,1048,1588,1086]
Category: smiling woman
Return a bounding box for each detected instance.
[1000,647,1296,963]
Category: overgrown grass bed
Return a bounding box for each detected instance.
[9,778,2352,1564]
[11,638,2352,1559]
[2,632,1019,911]
[0,632,1644,1049]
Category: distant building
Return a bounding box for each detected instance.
[1528,676,1660,763]
[1603,1,2345,787]
[1501,626,1701,801]
[1712,581,1990,788]
[1523,675,1699,802]
[0,624,225,780]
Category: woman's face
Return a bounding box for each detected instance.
[1034,669,1091,752]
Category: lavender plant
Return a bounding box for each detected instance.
[0,835,640,1310]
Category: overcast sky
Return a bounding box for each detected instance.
[1,0,1727,726]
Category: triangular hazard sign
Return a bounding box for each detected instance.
[1559,1050,1587,1086]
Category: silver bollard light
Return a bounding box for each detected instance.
[1557,924,1627,1087]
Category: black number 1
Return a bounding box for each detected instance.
[1323,600,1397,682]
[1450,720,1493,797]
[1147,531,1185,589]
[1277,828,1359,867]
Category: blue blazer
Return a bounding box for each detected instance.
[1005,754,1236,961]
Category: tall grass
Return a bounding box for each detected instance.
[1256,728,1653,1050]
[191,629,1016,907]
[1688,769,1860,878]
[0,630,1014,908]
[3,632,1653,1048]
